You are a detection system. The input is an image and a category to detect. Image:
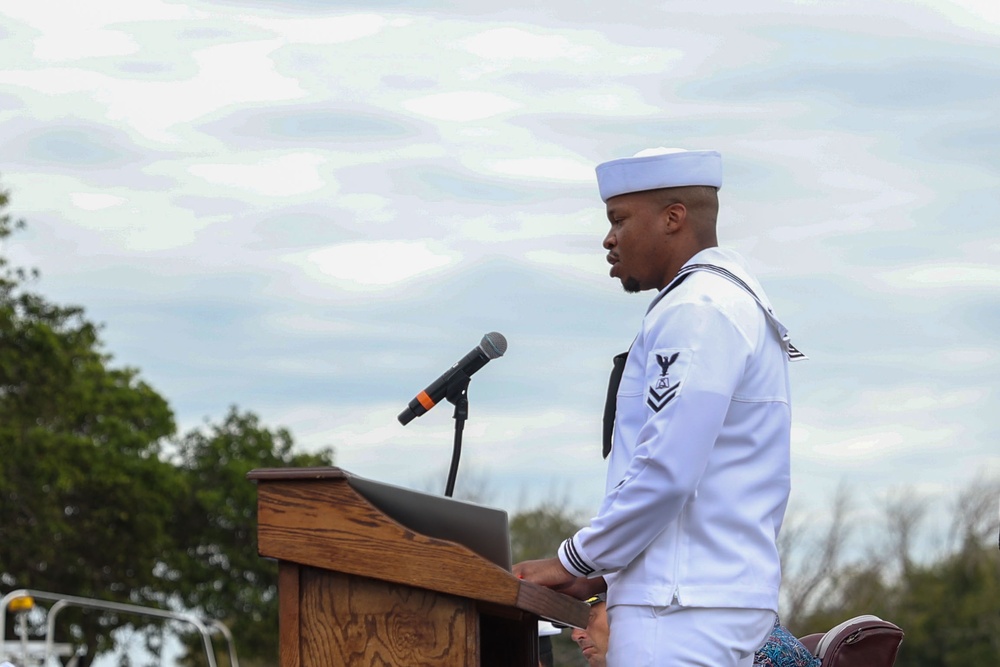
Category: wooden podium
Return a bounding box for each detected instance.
[248,467,589,667]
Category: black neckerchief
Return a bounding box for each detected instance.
[602,272,691,458]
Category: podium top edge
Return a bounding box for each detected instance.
[246,466,349,481]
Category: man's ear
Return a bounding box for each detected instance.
[662,201,687,233]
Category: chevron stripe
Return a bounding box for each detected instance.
[647,384,680,412]
[787,343,806,360]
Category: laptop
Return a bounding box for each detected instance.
[345,473,513,571]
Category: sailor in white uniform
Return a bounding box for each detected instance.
[515,148,805,667]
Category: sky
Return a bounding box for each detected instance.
[1,0,998,548]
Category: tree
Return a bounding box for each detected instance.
[167,407,334,667]
[510,499,586,564]
[892,477,1000,667]
[893,543,1000,667]
[778,482,854,629]
[0,183,182,663]
[788,476,1000,666]
[1,184,333,666]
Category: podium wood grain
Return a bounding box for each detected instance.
[298,567,477,666]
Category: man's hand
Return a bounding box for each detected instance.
[513,557,576,589]
[553,574,607,601]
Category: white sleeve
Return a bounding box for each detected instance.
[559,299,753,577]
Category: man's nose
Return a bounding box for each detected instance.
[603,229,615,250]
[571,629,586,643]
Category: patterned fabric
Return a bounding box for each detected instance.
[754,621,822,667]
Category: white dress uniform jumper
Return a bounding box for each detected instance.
[559,247,806,666]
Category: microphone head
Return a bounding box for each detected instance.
[479,331,507,359]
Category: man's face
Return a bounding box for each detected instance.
[602,191,674,293]
[571,602,610,667]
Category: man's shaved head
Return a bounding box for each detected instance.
[648,185,719,246]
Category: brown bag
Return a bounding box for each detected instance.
[799,615,904,667]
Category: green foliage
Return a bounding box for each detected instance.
[794,544,1000,667]
[168,408,334,667]
[510,500,586,563]
[0,185,334,667]
[893,544,1000,667]
[0,185,181,660]
[789,482,1000,667]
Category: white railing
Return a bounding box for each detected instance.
[0,589,238,667]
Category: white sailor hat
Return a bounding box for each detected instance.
[538,620,562,637]
[595,147,722,202]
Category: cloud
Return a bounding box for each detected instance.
[188,152,328,197]
[402,91,521,121]
[875,263,1000,290]
[914,0,1000,34]
[401,167,541,204]
[691,56,1000,112]
[460,27,593,62]
[2,0,999,532]
[293,239,458,288]
[523,250,607,280]
[485,156,594,183]
[70,192,127,210]
[0,39,304,141]
[199,105,422,146]
[238,12,393,44]
[0,0,194,62]
[853,385,988,414]
[798,428,906,464]
[1,171,210,252]
[0,91,23,110]
[1,121,148,170]
[940,346,999,367]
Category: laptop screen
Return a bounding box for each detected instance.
[345,473,513,571]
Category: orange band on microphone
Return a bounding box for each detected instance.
[416,391,436,410]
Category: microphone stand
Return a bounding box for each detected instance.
[443,373,471,498]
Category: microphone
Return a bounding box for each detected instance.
[398,332,507,425]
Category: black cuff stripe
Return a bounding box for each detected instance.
[561,539,584,573]
[563,539,595,575]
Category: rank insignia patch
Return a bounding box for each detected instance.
[646,348,690,414]
[647,383,680,412]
